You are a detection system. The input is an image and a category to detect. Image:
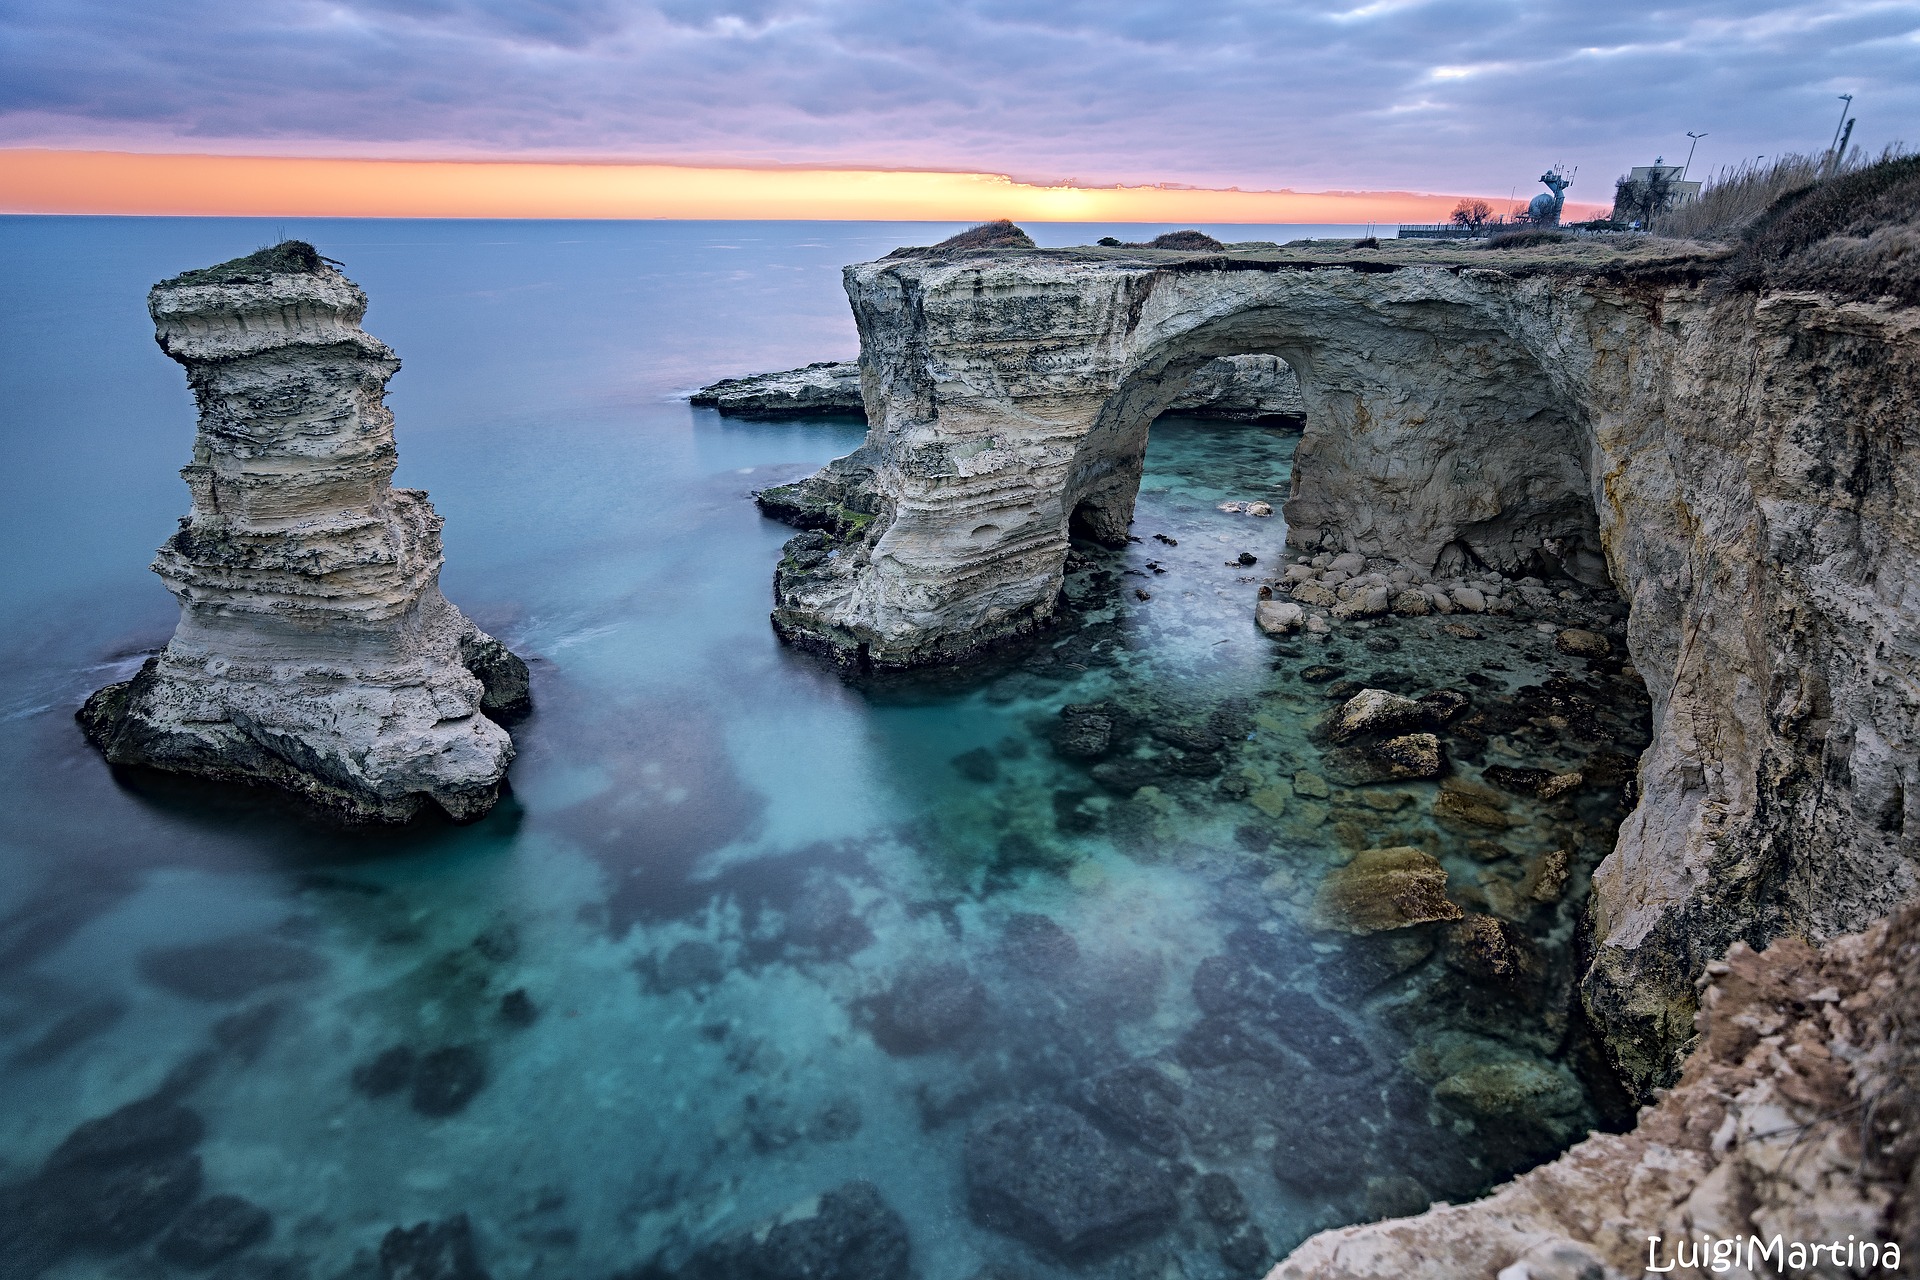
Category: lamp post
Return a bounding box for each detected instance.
[1683,132,1707,179]
[1829,94,1854,154]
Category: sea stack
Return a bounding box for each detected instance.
[78,242,529,823]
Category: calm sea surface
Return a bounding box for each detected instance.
[0,218,1646,1279]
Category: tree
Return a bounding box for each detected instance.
[1450,198,1493,229]
[1611,168,1676,228]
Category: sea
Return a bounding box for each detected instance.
[0,217,1649,1279]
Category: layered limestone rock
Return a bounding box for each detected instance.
[765,229,1918,1100]
[696,353,1300,421]
[691,360,865,415]
[79,242,529,823]
[1165,354,1304,420]
[1271,901,1920,1279]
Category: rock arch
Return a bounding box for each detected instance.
[766,242,1920,1099]
[774,253,1612,671]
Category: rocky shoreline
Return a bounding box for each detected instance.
[77,243,529,824]
[741,197,1920,1272]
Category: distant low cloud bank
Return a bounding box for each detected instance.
[1,1,1914,200]
[1,149,1621,222]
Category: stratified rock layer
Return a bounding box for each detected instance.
[768,233,1918,1099]
[79,242,528,823]
[694,353,1300,421]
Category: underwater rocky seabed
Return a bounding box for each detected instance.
[0,221,1645,1280]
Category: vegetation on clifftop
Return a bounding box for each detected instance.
[159,240,334,288]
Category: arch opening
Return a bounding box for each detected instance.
[1065,302,1611,590]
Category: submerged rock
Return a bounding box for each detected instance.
[1313,847,1463,934]
[77,243,527,823]
[998,912,1079,975]
[410,1046,487,1117]
[379,1213,490,1280]
[1080,1064,1186,1157]
[138,935,324,1002]
[964,1104,1178,1261]
[673,1180,910,1280]
[46,1097,204,1171]
[157,1194,273,1268]
[866,963,986,1055]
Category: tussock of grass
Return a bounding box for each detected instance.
[160,240,332,288]
[1485,228,1567,250]
[933,220,1038,250]
[1147,229,1224,250]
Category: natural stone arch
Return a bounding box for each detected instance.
[766,242,1920,1102]
[1064,302,1605,584]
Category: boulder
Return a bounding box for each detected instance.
[1330,587,1391,620]
[1450,586,1488,613]
[1313,847,1463,934]
[1554,628,1613,658]
[1328,689,1430,743]
[964,1104,1178,1260]
[1390,590,1432,617]
[1330,553,1367,575]
[1256,600,1304,635]
[1369,733,1444,780]
[1289,581,1337,608]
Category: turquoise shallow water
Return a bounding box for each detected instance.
[0,218,1648,1280]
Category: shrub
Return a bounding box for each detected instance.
[1722,151,1920,304]
[1148,229,1225,250]
[932,220,1038,250]
[1485,229,1567,250]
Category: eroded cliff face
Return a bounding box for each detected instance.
[1272,899,1920,1279]
[769,241,1918,1097]
[79,243,529,823]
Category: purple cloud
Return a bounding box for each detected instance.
[1,0,1914,201]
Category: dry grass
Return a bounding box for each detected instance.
[1724,151,1920,303]
[932,220,1037,250]
[160,240,328,288]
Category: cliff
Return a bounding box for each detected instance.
[1274,900,1920,1278]
[761,220,1918,1106]
[79,242,529,823]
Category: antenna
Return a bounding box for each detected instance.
[1683,132,1707,179]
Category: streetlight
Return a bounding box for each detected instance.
[1829,94,1854,154]
[1683,131,1707,179]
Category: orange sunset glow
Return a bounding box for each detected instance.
[0,149,1609,224]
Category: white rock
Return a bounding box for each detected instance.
[1256,600,1304,635]
[1451,586,1488,613]
[79,244,526,823]
[1331,552,1367,575]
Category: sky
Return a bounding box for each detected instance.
[2,0,1917,218]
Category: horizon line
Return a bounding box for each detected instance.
[0,149,1611,224]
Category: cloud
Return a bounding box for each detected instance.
[1,0,1915,200]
